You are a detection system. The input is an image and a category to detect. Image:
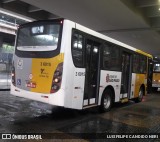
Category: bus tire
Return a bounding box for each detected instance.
[99,89,113,112]
[135,87,144,103]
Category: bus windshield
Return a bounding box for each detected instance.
[153,63,160,72]
[17,23,60,51]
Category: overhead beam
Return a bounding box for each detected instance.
[0,1,46,21]
[135,0,159,8]
[48,13,60,19]
[28,5,42,13]
[0,8,34,22]
[2,0,16,4]
[121,0,151,26]
[26,10,50,20]
[145,6,160,18]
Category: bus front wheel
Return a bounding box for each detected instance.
[99,89,113,112]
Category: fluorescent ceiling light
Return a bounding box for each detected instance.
[0,8,34,22]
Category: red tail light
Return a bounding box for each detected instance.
[11,62,16,86]
[50,63,63,93]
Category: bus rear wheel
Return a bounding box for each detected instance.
[135,87,144,103]
[99,89,113,112]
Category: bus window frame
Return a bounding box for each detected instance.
[101,42,122,72]
[71,29,103,68]
[15,19,63,58]
[132,53,147,74]
[71,29,85,68]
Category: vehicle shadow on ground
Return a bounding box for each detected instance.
[8,96,146,133]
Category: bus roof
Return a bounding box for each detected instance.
[71,20,153,58]
[18,18,152,58]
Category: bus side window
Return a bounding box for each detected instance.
[133,54,147,74]
[103,45,110,69]
[133,54,139,73]
[72,32,84,67]
[102,43,121,71]
[139,56,147,73]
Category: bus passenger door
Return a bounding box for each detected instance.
[147,58,153,94]
[120,52,132,98]
[83,40,100,107]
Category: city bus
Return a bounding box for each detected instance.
[152,59,160,91]
[11,19,152,112]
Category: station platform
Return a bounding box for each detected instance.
[0,91,160,141]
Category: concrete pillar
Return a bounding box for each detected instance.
[0,36,3,52]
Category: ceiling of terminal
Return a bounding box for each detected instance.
[0,0,160,56]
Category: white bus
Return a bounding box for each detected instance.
[11,19,152,112]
